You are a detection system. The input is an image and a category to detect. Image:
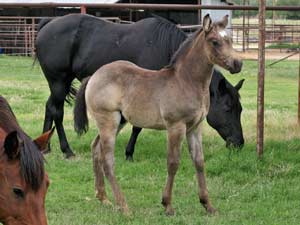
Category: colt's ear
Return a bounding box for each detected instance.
[34,127,55,152]
[203,14,212,33]
[235,79,245,91]
[217,15,229,29]
[4,131,21,160]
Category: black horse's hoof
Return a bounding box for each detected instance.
[125,155,134,162]
[65,151,75,159]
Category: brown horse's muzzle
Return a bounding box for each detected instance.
[229,59,243,74]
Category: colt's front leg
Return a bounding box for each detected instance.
[162,123,186,216]
[186,126,216,214]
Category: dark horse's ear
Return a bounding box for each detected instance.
[4,131,21,160]
[218,78,228,96]
[203,14,212,33]
[34,127,55,152]
[235,79,245,91]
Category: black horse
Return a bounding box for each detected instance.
[36,14,244,158]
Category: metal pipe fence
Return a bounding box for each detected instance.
[0,17,37,56]
[0,16,133,56]
[0,3,299,11]
[1,16,299,56]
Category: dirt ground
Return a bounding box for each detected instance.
[239,49,299,60]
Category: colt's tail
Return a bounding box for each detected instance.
[74,77,91,135]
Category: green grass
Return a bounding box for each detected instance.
[1,55,300,225]
[266,43,300,49]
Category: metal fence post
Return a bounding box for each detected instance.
[257,0,266,158]
[298,43,300,124]
[80,5,86,14]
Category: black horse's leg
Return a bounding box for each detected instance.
[42,96,54,153]
[48,80,75,158]
[125,126,142,161]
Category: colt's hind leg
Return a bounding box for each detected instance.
[97,112,129,213]
[186,126,216,214]
[91,135,111,205]
[162,123,186,216]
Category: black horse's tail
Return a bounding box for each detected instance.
[32,18,52,69]
[74,77,91,135]
[37,18,52,31]
[32,17,52,82]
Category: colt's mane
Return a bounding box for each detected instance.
[0,96,45,191]
[165,27,203,69]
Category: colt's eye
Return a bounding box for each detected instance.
[13,187,25,199]
[212,40,220,47]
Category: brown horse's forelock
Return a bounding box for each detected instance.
[19,133,45,191]
[0,97,45,191]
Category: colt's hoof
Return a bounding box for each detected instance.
[121,206,131,216]
[114,204,131,216]
[102,199,113,206]
[207,206,217,215]
[165,206,175,216]
[96,192,112,206]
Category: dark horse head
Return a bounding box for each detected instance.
[207,70,245,148]
[0,96,54,225]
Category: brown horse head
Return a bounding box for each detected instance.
[0,107,54,225]
[202,14,242,74]
[0,128,53,225]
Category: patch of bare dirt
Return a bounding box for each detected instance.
[239,49,299,60]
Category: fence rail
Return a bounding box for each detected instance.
[179,23,300,50]
[0,16,299,56]
[0,17,37,56]
[0,16,133,56]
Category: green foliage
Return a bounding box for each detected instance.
[1,56,300,224]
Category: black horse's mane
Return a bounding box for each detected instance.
[150,15,187,63]
[0,96,45,191]
[166,27,203,69]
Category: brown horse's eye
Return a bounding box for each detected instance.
[13,187,25,199]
